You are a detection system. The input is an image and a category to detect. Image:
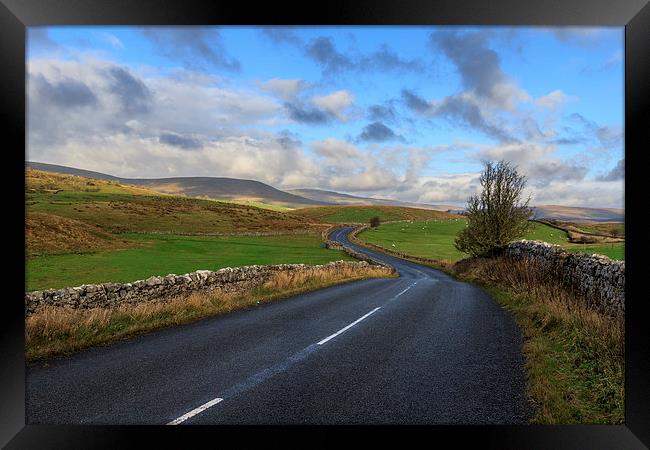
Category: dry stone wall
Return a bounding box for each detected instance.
[25,260,377,315]
[505,240,625,315]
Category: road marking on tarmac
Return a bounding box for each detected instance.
[167,397,224,425]
[167,248,416,424]
[317,307,382,345]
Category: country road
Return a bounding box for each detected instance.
[26,227,531,425]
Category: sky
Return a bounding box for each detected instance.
[26,26,624,208]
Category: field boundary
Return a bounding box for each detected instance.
[532,219,624,243]
[25,261,385,316]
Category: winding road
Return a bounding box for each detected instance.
[27,227,530,424]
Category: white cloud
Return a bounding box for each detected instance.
[311,90,354,121]
[259,78,309,100]
[100,32,125,50]
[535,89,575,109]
[26,51,623,209]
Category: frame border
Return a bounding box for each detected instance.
[1,0,648,447]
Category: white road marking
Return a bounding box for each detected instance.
[393,280,418,299]
[165,257,417,424]
[167,397,224,425]
[317,307,382,345]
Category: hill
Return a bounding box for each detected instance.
[288,188,458,211]
[27,162,330,209]
[26,169,353,291]
[532,205,624,223]
[26,168,327,238]
[292,205,459,224]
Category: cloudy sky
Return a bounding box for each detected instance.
[27,26,624,208]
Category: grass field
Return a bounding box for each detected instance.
[293,205,457,224]
[358,219,624,261]
[27,233,355,291]
[358,218,468,262]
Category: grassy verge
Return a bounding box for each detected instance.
[26,264,395,363]
[27,233,355,291]
[351,226,623,423]
[453,256,623,424]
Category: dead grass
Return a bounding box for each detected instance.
[26,264,394,362]
[26,168,158,196]
[454,256,624,424]
[26,212,135,255]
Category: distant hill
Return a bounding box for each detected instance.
[288,188,458,211]
[532,205,624,223]
[293,205,459,224]
[26,163,624,220]
[26,167,329,237]
[26,162,330,209]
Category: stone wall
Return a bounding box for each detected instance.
[25,260,378,315]
[505,240,625,315]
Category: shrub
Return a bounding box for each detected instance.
[454,160,533,257]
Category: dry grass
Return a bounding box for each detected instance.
[26,264,394,362]
[454,256,624,424]
[26,168,159,195]
[26,212,135,255]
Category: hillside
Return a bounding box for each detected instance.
[26,212,135,256]
[27,162,330,209]
[292,205,459,224]
[532,205,624,223]
[288,188,458,211]
[26,168,328,239]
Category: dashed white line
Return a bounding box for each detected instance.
[167,397,224,425]
[317,307,382,345]
[166,271,413,424]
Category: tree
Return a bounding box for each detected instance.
[454,160,533,257]
[369,216,381,228]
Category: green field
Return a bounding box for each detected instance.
[27,233,354,291]
[358,219,624,262]
[526,222,625,260]
[359,219,468,261]
[293,205,456,224]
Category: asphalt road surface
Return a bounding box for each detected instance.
[27,227,531,424]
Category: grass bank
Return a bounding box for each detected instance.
[454,257,624,424]
[26,263,394,362]
[27,233,355,291]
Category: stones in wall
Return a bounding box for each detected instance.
[25,260,376,315]
[505,240,625,315]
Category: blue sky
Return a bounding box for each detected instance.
[26,26,624,207]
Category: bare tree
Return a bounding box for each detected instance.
[454,160,533,257]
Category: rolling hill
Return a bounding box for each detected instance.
[27,162,329,209]
[288,188,458,211]
[293,205,459,224]
[26,168,328,239]
[532,205,624,223]
[27,162,624,221]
